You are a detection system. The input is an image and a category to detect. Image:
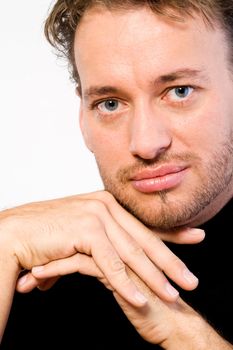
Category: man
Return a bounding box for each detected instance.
[0,0,232,349]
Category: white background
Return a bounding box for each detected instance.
[0,1,103,210]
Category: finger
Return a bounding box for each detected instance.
[101,215,180,301]
[32,253,103,279]
[93,192,199,291]
[83,197,183,302]
[112,267,184,345]
[131,228,199,291]
[93,191,204,243]
[29,206,148,308]
[89,235,148,307]
[155,228,205,244]
[16,272,45,293]
[81,199,179,302]
[17,273,59,293]
[69,199,150,307]
[32,250,148,308]
[32,254,148,309]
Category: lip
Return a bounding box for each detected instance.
[131,165,188,193]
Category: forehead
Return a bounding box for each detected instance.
[74,6,228,88]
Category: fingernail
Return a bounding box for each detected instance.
[189,229,205,236]
[18,274,27,286]
[166,283,179,298]
[134,291,148,305]
[183,268,199,284]
[32,266,44,274]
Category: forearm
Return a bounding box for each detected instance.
[0,261,19,342]
[0,220,20,342]
[162,312,233,350]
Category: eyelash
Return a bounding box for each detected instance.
[89,99,125,116]
[88,85,197,114]
[162,85,197,107]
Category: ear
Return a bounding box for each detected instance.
[78,91,93,153]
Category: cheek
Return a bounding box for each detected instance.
[87,120,130,168]
[91,133,126,172]
[173,101,230,156]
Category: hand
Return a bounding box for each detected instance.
[113,268,233,349]
[2,191,204,306]
[16,223,204,292]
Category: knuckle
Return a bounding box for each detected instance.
[109,258,126,276]
[82,214,104,237]
[127,242,144,258]
[83,199,107,215]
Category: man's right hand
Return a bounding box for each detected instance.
[1,190,204,307]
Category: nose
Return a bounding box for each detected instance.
[129,104,172,160]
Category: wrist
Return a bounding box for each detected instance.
[161,309,232,350]
[161,309,203,349]
[0,212,21,275]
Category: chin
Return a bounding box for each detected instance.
[113,187,215,231]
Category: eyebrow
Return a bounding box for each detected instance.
[83,86,120,100]
[83,68,208,100]
[155,68,208,84]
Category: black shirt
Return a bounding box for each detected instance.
[1,199,232,349]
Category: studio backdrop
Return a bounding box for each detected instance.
[0,0,102,210]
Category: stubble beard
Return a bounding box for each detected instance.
[96,137,233,231]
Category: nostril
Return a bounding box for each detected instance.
[129,135,172,160]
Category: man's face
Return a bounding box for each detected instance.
[74,6,233,230]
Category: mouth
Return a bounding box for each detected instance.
[130,165,189,193]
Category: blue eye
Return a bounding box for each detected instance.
[98,100,119,112]
[168,86,194,102]
[164,86,195,106]
[174,87,191,98]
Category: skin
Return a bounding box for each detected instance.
[0,191,203,342]
[0,5,232,349]
[75,5,232,347]
[77,6,233,231]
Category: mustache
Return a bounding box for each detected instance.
[117,153,200,183]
